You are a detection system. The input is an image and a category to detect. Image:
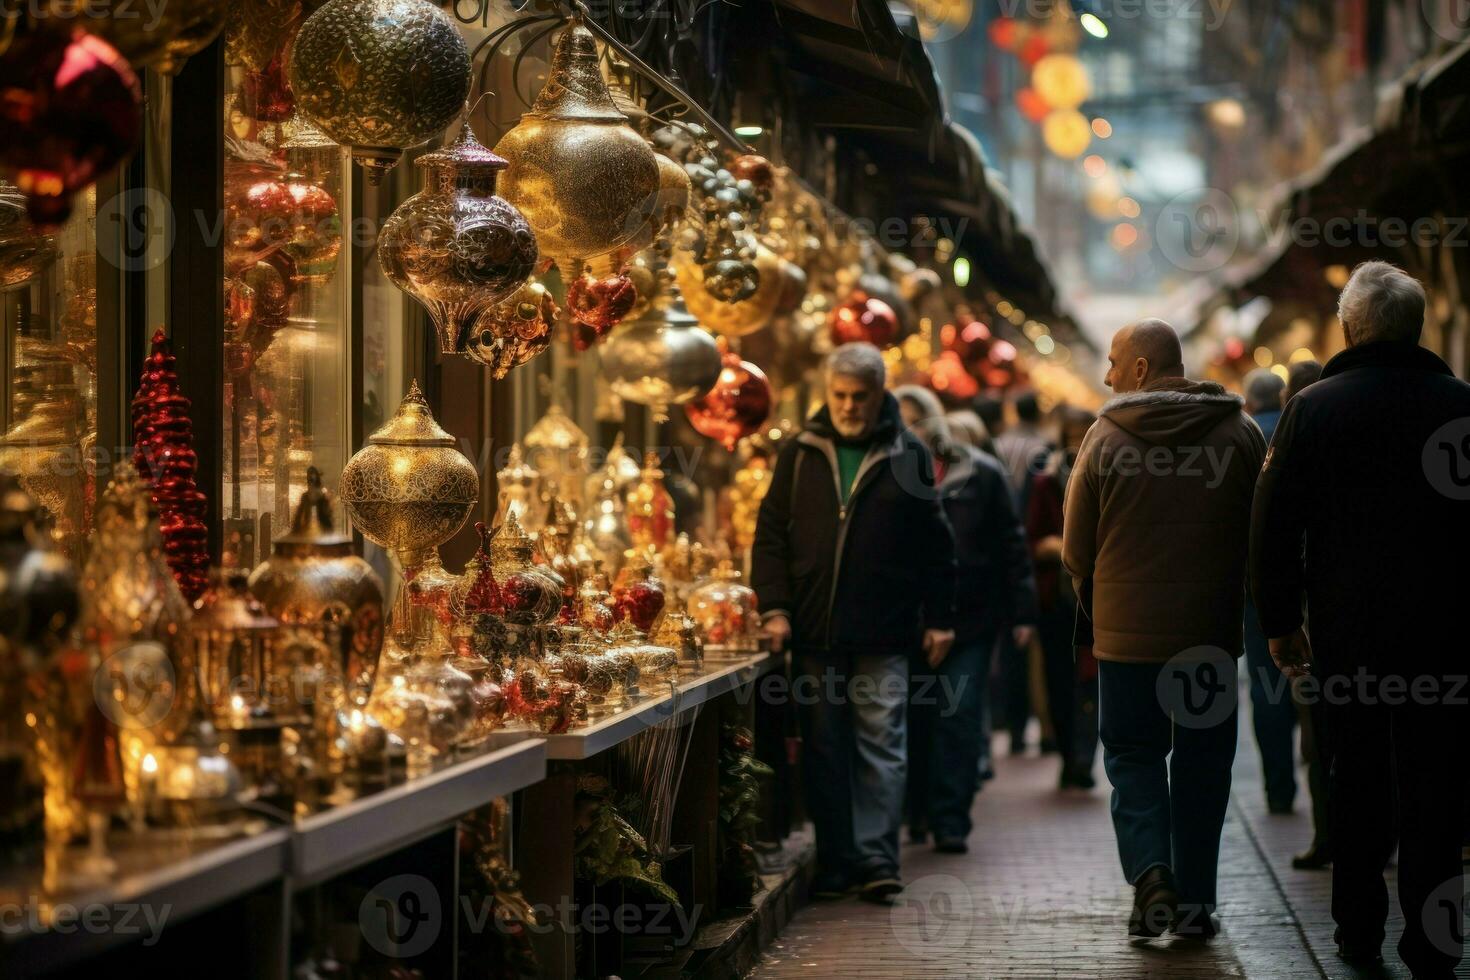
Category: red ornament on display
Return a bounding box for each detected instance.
[463,523,505,616]
[0,28,142,228]
[684,346,772,452]
[131,330,211,602]
[829,292,900,348]
[567,271,637,350]
[239,51,295,123]
[729,154,775,198]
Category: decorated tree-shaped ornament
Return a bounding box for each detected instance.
[131,330,211,602]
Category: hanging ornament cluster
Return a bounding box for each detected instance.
[289,0,472,181]
[493,18,659,270]
[131,330,211,602]
[684,342,772,452]
[378,120,538,355]
[0,27,142,228]
[989,11,1095,160]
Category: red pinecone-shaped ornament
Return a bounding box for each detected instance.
[131,330,211,601]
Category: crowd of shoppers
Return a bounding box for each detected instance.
[750,260,1467,977]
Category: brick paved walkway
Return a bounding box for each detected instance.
[749,711,1469,979]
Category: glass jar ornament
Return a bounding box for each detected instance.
[368,629,459,779]
[191,569,290,731]
[523,403,590,511]
[338,380,479,598]
[489,513,563,627]
[289,0,471,182]
[379,121,538,355]
[611,550,665,635]
[651,603,703,675]
[494,443,542,532]
[247,467,386,699]
[625,453,674,554]
[492,17,659,269]
[583,466,631,575]
[684,343,773,452]
[0,27,142,228]
[687,560,761,656]
[577,561,616,636]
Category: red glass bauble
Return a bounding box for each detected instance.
[684,349,772,452]
[729,154,775,197]
[0,28,142,228]
[612,579,665,634]
[829,292,900,348]
[225,166,294,273]
[567,271,637,347]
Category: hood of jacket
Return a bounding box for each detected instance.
[1099,377,1244,448]
[805,390,903,445]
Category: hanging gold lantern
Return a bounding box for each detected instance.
[247,467,385,696]
[379,121,538,355]
[289,0,471,182]
[674,240,786,337]
[492,17,660,268]
[338,381,479,572]
[600,284,721,418]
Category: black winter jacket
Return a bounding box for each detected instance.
[1251,341,1470,679]
[751,393,957,658]
[935,446,1038,640]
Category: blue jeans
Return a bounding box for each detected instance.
[908,633,994,840]
[1244,598,1297,807]
[1099,659,1237,913]
[796,652,908,877]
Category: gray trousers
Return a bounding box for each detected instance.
[796,651,909,876]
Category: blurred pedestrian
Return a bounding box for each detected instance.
[946,408,995,457]
[1278,359,1332,870]
[1027,405,1100,790]
[1252,262,1470,975]
[1241,368,1296,814]
[993,391,1053,754]
[896,386,1038,854]
[752,343,957,904]
[1064,319,1265,939]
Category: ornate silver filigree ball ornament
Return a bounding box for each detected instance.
[378,120,539,355]
[289,0,472,183]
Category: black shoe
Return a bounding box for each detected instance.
[1128,866,1178,938]
[810,870,849,900]
[1059,764,1097,790]
[857,869,903,904]
[1291,846,1332,870]
[1334,928,1383,965]
[1172,903,1218,939]
[908,825,929,845]
[933,835,968,854]
[1267,796,1295,815]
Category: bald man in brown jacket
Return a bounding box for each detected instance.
[1062,320,1265,940]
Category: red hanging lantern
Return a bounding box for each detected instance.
[829,292,900,348]
[0,27,142,228]
[684,345,772,452]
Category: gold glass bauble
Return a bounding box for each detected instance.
[379,121,538,354]
[289,0,472,181]
[463,276,556,378]
[600,286,721,416]
[338,381,479,570]
[247,468,385,695]
[674,240,784,337]
[492,18,659,267]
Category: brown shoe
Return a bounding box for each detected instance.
[1128,866,1178,938]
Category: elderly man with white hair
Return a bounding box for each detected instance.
[1251,261,1470,976]
[752,342,957,903]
